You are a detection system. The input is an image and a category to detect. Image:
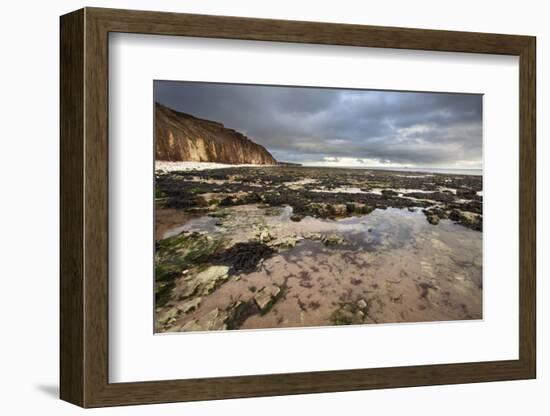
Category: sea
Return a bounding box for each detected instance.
[305,165,483,176]
[367,166,482,176]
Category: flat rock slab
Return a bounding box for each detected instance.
[196,265,229,284]
[181,265,230,298]
[254,285,282,312]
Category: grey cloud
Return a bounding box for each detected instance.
[154,81,482,167]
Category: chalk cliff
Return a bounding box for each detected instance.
[155,103,277,165]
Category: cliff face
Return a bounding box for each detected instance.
[155,103,277,165]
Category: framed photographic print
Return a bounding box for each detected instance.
[60,7,536,408]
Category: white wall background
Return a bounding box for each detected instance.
[0,0,545,414]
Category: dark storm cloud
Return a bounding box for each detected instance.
[154,81,482,168]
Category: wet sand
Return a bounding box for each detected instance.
[154,166,482,333]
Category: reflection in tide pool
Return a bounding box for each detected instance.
[159,204,482,330]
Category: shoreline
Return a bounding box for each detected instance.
[155,160,482,176]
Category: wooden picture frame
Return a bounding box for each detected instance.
[60,7,536,408]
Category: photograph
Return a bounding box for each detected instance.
[153,81,483,333]
[52,4,538,409]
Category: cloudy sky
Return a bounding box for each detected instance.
[154,81,482,169]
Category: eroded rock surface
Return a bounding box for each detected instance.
[154,166,483,332]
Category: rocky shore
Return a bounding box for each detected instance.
[155,166,483,332]
[156,166,483,231]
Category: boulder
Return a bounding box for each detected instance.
[345,202,375,215]
[290,214,304,222]
[426,214,439,225]
[273,236,300,249]
[254,285,282,312]
[181,265,229,299]
[225,300,260,329]
[256,226,275,243]
[307,202,330,217]
[197,266,230,295]
[179,280,200,299]
[204,308,228,330]
[331,204,348,216]
[449,209,482,231]
[322,234,346,246]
